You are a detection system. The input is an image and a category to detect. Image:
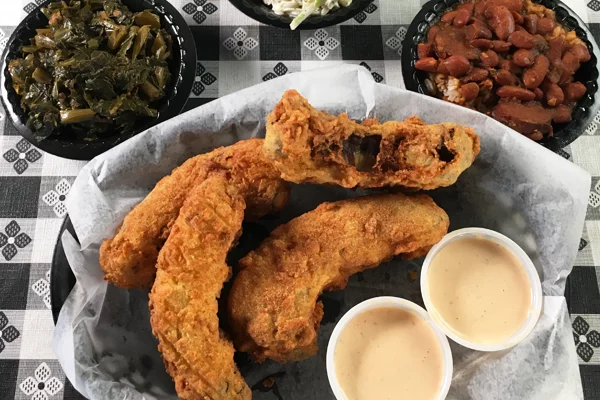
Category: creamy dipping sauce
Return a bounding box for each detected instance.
[334,307,444,400]
[427,237,532,344]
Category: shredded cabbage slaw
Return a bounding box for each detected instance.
[263,0,353,30]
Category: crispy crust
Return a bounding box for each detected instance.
[99,139,290,289]
[228,193,450,363]
[264,90,480,189]
[149,174,251,400]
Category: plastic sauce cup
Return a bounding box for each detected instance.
[326,296,453,400]
[420,227,543,352]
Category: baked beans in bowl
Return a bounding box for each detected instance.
[402,0,600,151]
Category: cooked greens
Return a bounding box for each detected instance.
[8,0,172,139]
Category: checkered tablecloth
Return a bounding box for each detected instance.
[1,0,600,399]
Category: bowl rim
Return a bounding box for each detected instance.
[227,0,374,30]
[400,0,600,151]
[0,0,197,160]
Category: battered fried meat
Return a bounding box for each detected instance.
[99,139,290,289]
[264,90,480,189]
[228,193,449,363]
[149,174,252,400]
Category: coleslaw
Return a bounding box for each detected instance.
[263,0,353,29]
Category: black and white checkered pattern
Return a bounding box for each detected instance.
[2,0,600,398]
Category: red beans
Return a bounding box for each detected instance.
[543,82,564,106]
[418,43,433,59]
[523,55,549,89]
[532,34,548,50]
[497,86,536,101]
[571,43,591,62]
[512,48,535,67]
[559,69,573,85]
[494,69,518,86]
[553,104,572,123]
[427,25,439,43]
[488,0,524,12]
[466,19,493,40]
[415,0,590,139]
[563,82,587,103]
[514,24,527,33]
[547,37,566,66]
[508,30,535,49]
[546,67,562,84]
[456,2,475,13]
[415,57,439,72]
[492,40,512,52]
[537,18,556,35]
[441,10,458,24]
[474,1,488,17]
[512,11,524,25]
[562,50,580,74]
[484,4,495,19]
[470,38,493,49]
[524,14,538,34]
[481,50,499,67]
[461,82,480,101]
[489,6,515,40]
[498,59,522,74]
[465,24,478,40]
[454,7,472,28]
[442,55,471,77]
[462,67,490,82]
[526,131,544,141]
[437,61,450,74]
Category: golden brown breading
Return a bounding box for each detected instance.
[149,174,251,400]
[228,193,449,363]
[100,139,290,289]
[264,90,480,189]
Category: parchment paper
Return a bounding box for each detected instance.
[55,64,590,400]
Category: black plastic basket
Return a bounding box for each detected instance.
[401,0,600,151]
[0,0,197,160]
[228,0,374,30]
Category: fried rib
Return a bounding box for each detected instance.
[264,90,480,189]
[228,193,450,363]
[149,174,251,400]
[100,138,290,289]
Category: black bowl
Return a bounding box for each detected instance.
[401,0,600,151]
[0,0,197,160]
[228,0,373,30]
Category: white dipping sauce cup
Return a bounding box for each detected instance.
[420,227,543,352]
[326,296,453,400]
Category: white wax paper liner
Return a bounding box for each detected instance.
[55,64,589,399]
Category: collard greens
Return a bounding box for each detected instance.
[8,0,172,139]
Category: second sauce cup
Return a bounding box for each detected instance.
[420,227,543,352]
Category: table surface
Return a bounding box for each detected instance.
[1,0,600,399]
